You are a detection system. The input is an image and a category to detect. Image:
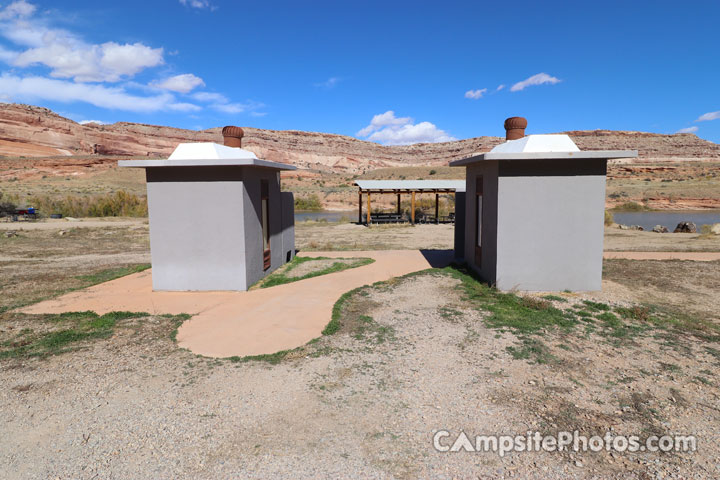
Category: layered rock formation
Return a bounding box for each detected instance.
[1,103,719,175]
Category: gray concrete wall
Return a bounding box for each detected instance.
[280,192,295,263]
[463,161,499,284]
[145,166,248,291]
[494,159,607,291]
[241,168,285,289]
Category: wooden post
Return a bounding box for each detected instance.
[367,192,371,225]
[435,193,439,224]
[411,191,416,224]
[358,190,362,224]
[397,193,401,216]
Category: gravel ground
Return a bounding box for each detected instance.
[2,272,718,479]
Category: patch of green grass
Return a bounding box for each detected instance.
[582,300,611,312]
[350,315,396,344]
[543,295,568,303]
[258,256,374,289]
[75,264,151,285]
[438,306,463,320]
[323,286,365,335]
[506,337,556,364]
[228,349,293,365]
[615,305,651,322]
[0,310,149,359]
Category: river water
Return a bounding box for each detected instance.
[612,211,720,231]
[296,210,720,230]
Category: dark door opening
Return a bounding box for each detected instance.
[261,180,271,270]
[475,176,483,267]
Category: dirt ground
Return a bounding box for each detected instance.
[1,219,719,479]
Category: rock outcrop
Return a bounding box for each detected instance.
[1,103,720,175]
[673,222,698,233]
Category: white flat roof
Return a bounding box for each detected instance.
[490,134,580,153]
[450,134,637,166]
[355,180,465,192]
[118,142,296,170]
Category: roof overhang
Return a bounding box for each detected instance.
[118,158,296,170]
[354,180,465,193]
[118,142,296,170]
[450,150,638,167]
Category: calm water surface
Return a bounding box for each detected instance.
[612,211,720,231]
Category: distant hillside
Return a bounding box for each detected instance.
[1,103,719,174]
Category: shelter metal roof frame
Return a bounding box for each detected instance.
[354,180,465,225]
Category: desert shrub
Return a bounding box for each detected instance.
[24,191,148,217]
[294,194,323,211]
[604,210,614,226]
[613,201,647,212]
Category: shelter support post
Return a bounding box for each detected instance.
[411,191,416,224]
[367,193,371,225]
[397,193,401,217]
[435,193,439,224]
[358,191,362,224]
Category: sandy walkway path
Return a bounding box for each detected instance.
[21,250,453,358]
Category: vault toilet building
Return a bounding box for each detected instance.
[119,126,296,291]
[451,117,637,291]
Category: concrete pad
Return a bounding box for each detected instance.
[20,250,453,358]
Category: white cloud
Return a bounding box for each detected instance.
[13,40,164,83]
[0,1,258,118]
[192,92,265,115]
[357,110,412,137]
[179,0,214,9]
[314,77,340,88]
[0,73,199,112]
[153,73,205,93]
[675,126,698,134]
[192,91,228,103]
[0,1,35,20]
[211,101,264,114]
[356,110,456,145]
[0,3,164,82]
[496,84,505,91]
[696,111,720,122]
[510,72,561,92]
[464,88,487,100]
[79,119,108,125]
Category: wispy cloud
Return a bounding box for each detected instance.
[192,91,266,115]
[510,72,561,92]
[0,2,164,83]
[0,73,200,112]
[179,0,215,10]
[464,88,487,100]
[496,84,505,91]
[153,73,205,94]
[0,1,258,117]
[356,110,456,145]
[675,126,698,134]
[314,76,341,89]
[79,119,109,125]
[696,111,720,122]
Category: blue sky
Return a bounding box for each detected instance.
[0,0,718,144]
